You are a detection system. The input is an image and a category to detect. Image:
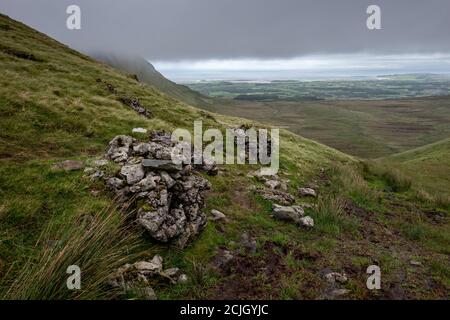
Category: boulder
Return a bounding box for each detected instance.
[272,204,305,224]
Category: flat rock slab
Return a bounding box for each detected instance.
[142,159,182,171]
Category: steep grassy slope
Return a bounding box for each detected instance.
[379,138,450,198]
[94,54,214,109]
[0,14,448,300]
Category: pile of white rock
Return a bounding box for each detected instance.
[101,131,217,248]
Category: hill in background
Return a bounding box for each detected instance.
[94,54,214,109]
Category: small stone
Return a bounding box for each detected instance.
[93,159,108,167]
[162,267,180,278]
[137,286,157,300]
[52,160,85,171]
[410,260,423,267]
[84,167,95,174]
[106,177,124,190]
[178,274,188,284]
[325,272,348,284]
[90,170,104,180]
[240,232,257,253]
[272,204,304,224]
[298,187,317,197]
[160,171,176,189]
[330,288,350,297]
[211,209,226,221]
[132,128,148,134]
[299,216,314,228]
[134,255,163,274]
[265,180,280,190]
[120,164,145,185]
[202,163,218,176]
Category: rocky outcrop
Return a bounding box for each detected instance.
[98,131,217,248]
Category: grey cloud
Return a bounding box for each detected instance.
[1,0,450,60]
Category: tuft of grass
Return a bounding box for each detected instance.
[310,195,358,236]
[1,207,144,300]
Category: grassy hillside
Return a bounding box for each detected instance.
[94,54,215,109]
[0,13,448,300]
[379,138,450,198]
[197,97,450,158]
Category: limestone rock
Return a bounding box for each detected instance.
[142,159,182,172]
[120,164,145,185]
[298,187,317,197]
[299,216,314,228]
[272,204,305,224]
[210,209,226,221]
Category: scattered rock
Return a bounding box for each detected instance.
[108,254,183,299]
[324,272,348,284]
[214,249,234,269]
[134,255,163,274]
[178,274,189,284]
[52,160,85,171]
[255,188,295,205]
[90,170,104,180]
[118,96,152,118]
[272,204,304,224]
[132,128,148,134]
[93,159,108,167]
[265,180,280,190]
[410,260,423,267]
[299,216,314,228]
[210,209,227,221]
[298,187,317,197]
[240,232,257,253]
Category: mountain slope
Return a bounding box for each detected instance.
[94,54,214,109]
[0,13,448,300]
[380,138,450,197]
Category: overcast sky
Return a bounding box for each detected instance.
[2,0,450,80]
[1,0,450,60]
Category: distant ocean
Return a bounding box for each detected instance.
[152,54,450,83]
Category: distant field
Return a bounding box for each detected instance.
[199,95,450,159]
[187,74,450,101]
